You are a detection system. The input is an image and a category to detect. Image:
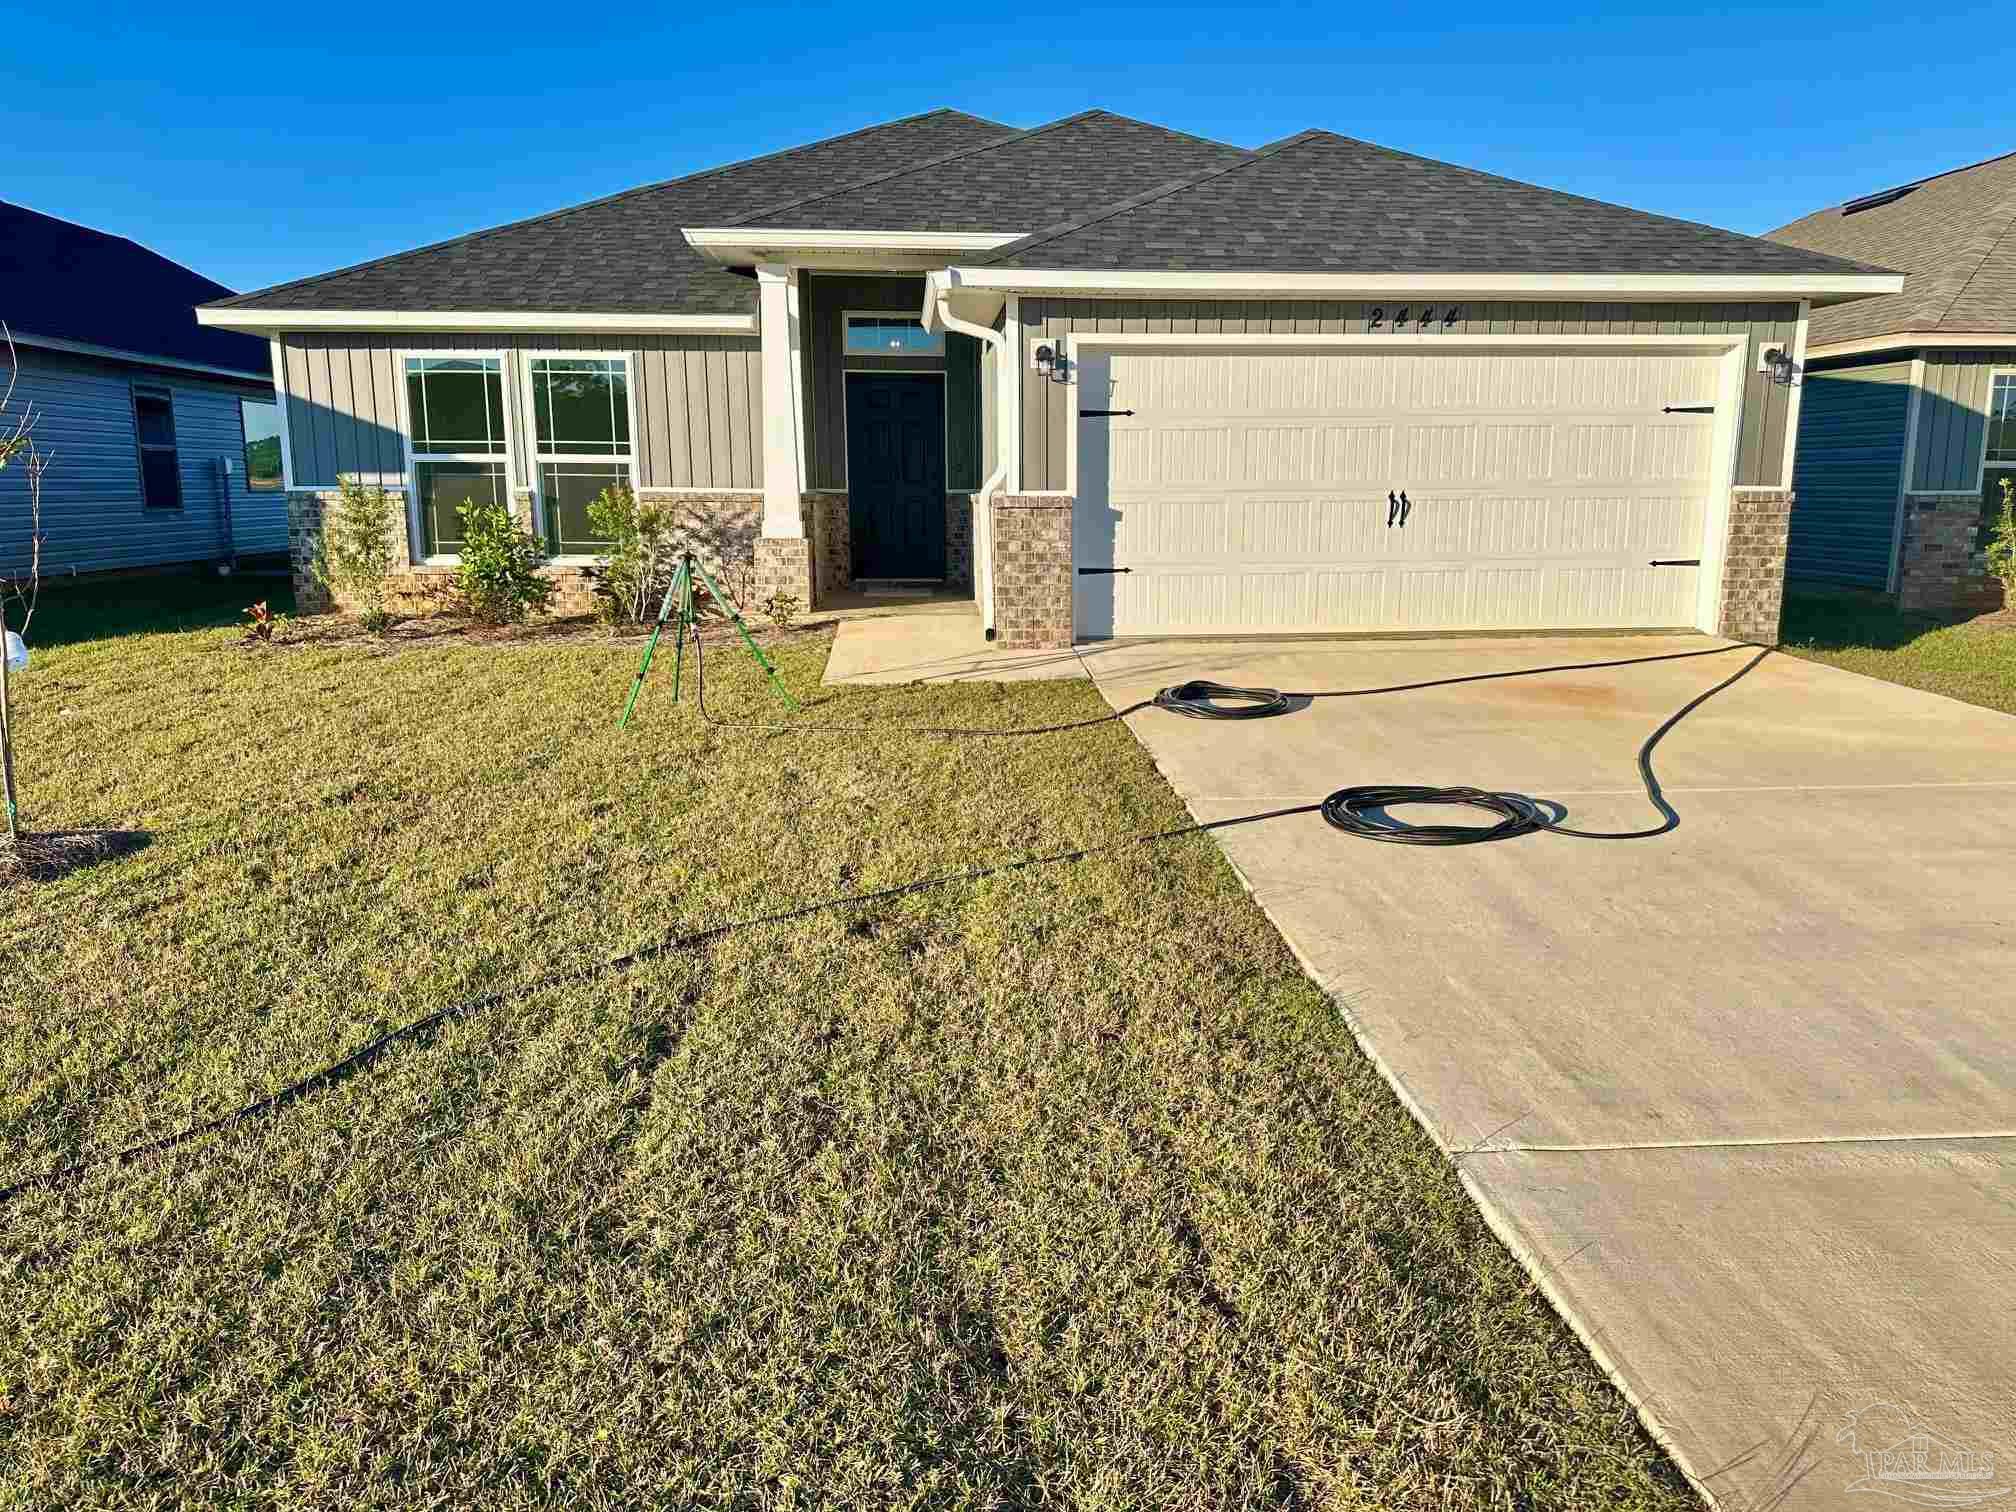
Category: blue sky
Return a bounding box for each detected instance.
[8,0,2009,294]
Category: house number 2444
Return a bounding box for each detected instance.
[1369,306,1463,329]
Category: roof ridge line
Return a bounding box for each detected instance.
[973,130,1318,266]
[211,108,1006,308]
[718,111,1098,229]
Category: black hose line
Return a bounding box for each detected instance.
[0,639,1770,1204]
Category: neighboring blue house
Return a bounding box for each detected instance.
[1,201,279,579]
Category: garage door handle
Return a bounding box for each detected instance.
[1079,408,1135,417]
[1077,566,1131,575]
[1649,558,1701,567]
[1662,404,1715,414]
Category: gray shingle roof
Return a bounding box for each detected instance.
[724,110,1248,233]
[209,109,1016,315]
[981,130,1885,277]
[1766,150,2016,346]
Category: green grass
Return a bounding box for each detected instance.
[0,579,1695,1509]
[1780,590,2016,715]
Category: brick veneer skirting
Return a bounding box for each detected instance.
[806,492,850,604]
[1717,488,1793,644]
[944,494,975,591]
[1896,494,2006,615]
[287,485,761,620]
[991,494,1074,649]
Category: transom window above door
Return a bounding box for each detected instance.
[528,355,635,556]
[845,314,943,357]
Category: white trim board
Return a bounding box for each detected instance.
[8,329,274,384]
[1776,301,1810,492]
[941,268,1904,304]
[199,308,756,335]
[1888,356,1928,592]
[1061,330,1752,639]
[1808,331,2016,361]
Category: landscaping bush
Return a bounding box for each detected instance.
[311,478,400,631]
[1988,476,2016,598]
[587,483,677,626]
[453,497,553,625]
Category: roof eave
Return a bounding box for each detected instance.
[944,268,1905,305]
[194,307,757,335]
[682,227,1025,271]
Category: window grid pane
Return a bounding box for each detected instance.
[530,358,630,456]
[1988,375,2016,464]
[405,357,506,455]
[845,316,943,356]
[539,462,630,555]
[416,460,507,557]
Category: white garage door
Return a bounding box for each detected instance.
[1072,348,1724,637]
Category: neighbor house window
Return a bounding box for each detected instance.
[527,355,634,556]
[132,387,182,510]
[240,398,283,490]
[405,355,508,557]
[844,314,943,356]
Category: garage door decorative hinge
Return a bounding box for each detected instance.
[1079,408,1134,417]
[1662,404,1715,414]
[1077,566,1132,575]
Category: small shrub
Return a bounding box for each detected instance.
[762,592,803,629]
[240,600,289,643]
[1986,476,2016,597]
[311,478,399,627]
[587,484,678,626]
[454,497,553,625]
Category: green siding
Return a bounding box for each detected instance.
[1788,361,1911,588]
[944,331,980,492]
[1911,350,2002,493]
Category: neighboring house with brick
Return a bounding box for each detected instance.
[1,201,280,578]
[196,109,1896,647]
[1767,150,2016,612]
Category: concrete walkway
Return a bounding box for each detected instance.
[821,595,1086,684]
[1082,633,2016,1511]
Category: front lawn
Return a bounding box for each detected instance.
[1780,590,2016,715]
[0,580,1693,1509]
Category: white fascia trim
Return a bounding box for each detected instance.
[943,268,1905,302]
[1808,331,2016,361]
[686,228,1023,254]
[1065,331,1752,352]
[197,308,756,335]
[10,329,272,384]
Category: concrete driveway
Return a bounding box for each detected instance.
[1079,633,2016,1511]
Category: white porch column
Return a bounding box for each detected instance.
[756,262,805,537]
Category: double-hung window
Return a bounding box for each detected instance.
[527,355,635,556]
[240,398,283,490]
[1987,373,2016,467]
[132,387,182,510]
[405,355,509,558]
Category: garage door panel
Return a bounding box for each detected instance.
[1079,348,1719,636]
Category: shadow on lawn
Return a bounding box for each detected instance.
[21,571,294,650]
[1779,590,1991,653]
[0,829,153,883]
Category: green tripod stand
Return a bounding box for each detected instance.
[618,551,799,728]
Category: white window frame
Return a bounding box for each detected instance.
[1983,369,2016,469]
[843,310,944,359]
[396,349,515,565]
[521,349,641,564]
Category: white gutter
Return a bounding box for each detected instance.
[195,308,757,335]
[939,268,1905,307]
[923,273,1009,640]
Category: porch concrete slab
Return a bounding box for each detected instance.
[822,600,1087,685]
[1083,634,2016,1506]
[1461,1140,2016,1512]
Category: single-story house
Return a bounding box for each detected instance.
[196,109,1900,647]
[1,200,281,577]
[1767,150,2015,613]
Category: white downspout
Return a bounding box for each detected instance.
[927,274,1008,639]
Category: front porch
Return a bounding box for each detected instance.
[817,589,1086,685]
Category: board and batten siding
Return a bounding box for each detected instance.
[277,331,763,491]
[798,273,984,492]
[1911,349,2006,493]
[1018,299,1803,492]
[1787,359,1912,588]
[0,346,280,575]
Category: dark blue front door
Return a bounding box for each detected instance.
[846,374,946,579]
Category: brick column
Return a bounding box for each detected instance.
[991,495,1074,649]
[1717,488,1793,643]
[287,490,333,614]
[753,536,815,612]
[1896,494,2005,615]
